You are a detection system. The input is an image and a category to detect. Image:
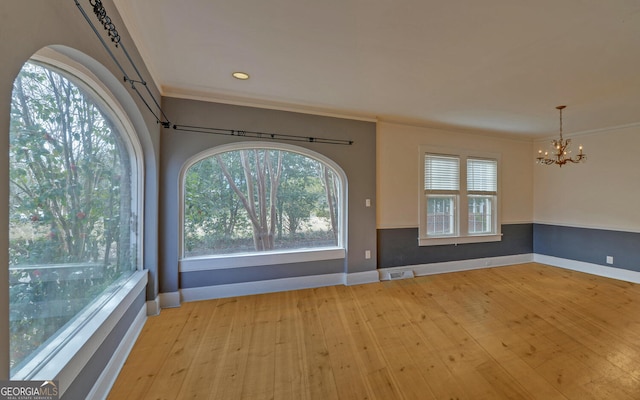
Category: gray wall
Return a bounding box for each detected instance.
[61,290,146,400]
[534,224,640,272]
[159,98,377,293]
[377,223,533,268]
[0,0,161,395]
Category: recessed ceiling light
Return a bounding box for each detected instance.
[232,72,250,80]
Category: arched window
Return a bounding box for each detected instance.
[8,59,142,375]
[181,143,346,266]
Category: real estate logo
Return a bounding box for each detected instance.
[0,380,59,400]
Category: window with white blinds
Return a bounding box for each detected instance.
[419,147,501,246]
[424,154,460,237]
[425,155,459,191]
[467,158,497,194]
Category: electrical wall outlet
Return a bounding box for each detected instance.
[606,256,614,264]
[365,250,371,259]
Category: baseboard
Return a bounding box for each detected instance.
[378,254,534,279]
[88,303,147,400]
[534,254,640,283]
[181,273,345,302]
[159,291,181,308]
[344,270,380,286]
[180,255,538,302]
[146,296,160,316]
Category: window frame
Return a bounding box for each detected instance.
[8,50,146,382]
[419,145,501,246]
[179,141,347,271]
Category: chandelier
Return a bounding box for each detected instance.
[536,105,586,167]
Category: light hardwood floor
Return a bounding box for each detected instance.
[107,263,640,399]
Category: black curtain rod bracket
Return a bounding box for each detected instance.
[172,124,353,146]
[76,0,353,147]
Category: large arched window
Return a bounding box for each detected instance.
[8,59,142,375]
[181,142,346,267]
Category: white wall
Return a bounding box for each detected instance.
[377,121,533,229]
[534,124,640,232]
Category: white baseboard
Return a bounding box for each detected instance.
[159,291,181,308]
[171,253,640,304]
[181,273,345,302]
[88,303,147,400]
[146,296,160,316]
[534,254,640,283]
[180,255,539,303]
[379,254,534,279]
[344,270,380,286]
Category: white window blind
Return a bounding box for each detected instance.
[425,154,459,191]
[467,158,497,194]
[420,146,501,246]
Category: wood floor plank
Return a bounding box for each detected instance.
[492,267,640,384]
[312,285,376,400]
[385,280,498,399]
[238,291,278,399]
[107,303,197,399]
[273,290,310,400]
[209,294,259,400]
[332,284,404,399]
[296,287,340,400]
[177,298,240,399]
[108,263,640,399]
[142,301,215,399]
[487,266,640,399]
[349,282,438,400]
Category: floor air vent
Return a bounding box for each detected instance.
[381,269,415,281]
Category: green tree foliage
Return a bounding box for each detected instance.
[184,148,341,256]
[277,153,322,238]
[216,149,283,251]
[9,62,134,268]
[184,153,250,254]
[8,62,136,371]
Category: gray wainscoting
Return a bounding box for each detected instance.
[534,223,640,272]
[377,224,533,268]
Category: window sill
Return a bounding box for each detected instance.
[180,247,346,272]
[419,233,502,247]
[12,270,147,391]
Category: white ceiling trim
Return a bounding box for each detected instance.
[162,86,379,123]
[112,0,640,137]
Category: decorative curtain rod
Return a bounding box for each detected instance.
[173,125,354,145]
[74,0,353,146]
[74,0,171,127]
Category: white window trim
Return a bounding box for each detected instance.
[12,271,147,395]
[180,248,346,272]
[179,141,348,268]
[8,48,146,385]
[419,145,502,246]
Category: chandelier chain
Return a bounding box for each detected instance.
[536,105,585,167]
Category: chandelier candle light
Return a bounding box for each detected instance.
[536,105,586,167]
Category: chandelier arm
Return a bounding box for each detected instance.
[535,105,585,167]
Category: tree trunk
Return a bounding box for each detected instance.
[322,166,339,245]
[215,150,282,251]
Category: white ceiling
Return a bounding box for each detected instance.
[113,0,640,138]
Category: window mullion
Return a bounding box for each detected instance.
[420,146,501,245]
[468,190,497,196]
[460,155,468,237]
